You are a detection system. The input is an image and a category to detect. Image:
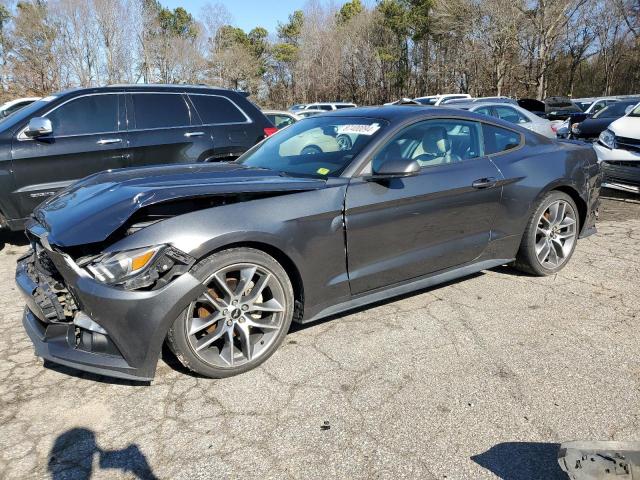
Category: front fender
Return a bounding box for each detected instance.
[106,184,350,318]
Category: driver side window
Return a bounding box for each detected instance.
[372,119,482,172]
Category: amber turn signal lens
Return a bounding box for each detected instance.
[131,250,155,271]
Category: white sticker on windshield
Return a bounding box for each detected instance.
[336,123,381,136]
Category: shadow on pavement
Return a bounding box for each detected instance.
[48,428,158,480]
[471,442,566,480]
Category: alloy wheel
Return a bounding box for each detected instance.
[186,263,287,368]
[535,199,577,269]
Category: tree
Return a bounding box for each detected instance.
[11,1,60,94]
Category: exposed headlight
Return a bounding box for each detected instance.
[599,129,616,149]
[87,245,163,284]
[85,245,195,290]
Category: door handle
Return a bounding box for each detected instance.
[184,131,205,138]
[472,177,497,189]
[96,138,122,145]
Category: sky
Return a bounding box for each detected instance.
[161,0,311,35]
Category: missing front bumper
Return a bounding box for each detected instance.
[16,237,204,382]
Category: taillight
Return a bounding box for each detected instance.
[263,127,278,137]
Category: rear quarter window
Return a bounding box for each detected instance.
[189,95,249,124]
[482,123,522,154]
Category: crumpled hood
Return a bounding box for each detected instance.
[34,162,326,247]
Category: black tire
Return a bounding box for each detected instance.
[513,191,579,276]
[301,145,322,155]
[167,248,295,378]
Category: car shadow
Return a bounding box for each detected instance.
[289,270,487,334]
[471,442,566,480]
[48,427,158,479]
[43,361,151,386]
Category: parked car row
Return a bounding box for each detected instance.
[278,93,639,193]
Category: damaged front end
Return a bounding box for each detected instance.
[16,226,203,381]
[17,162,326,380]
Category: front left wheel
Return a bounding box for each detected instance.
[167,248,295,378]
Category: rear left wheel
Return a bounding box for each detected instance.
[513,191,579,276]
[167,248,294,378]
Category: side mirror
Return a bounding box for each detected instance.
[369,158,421,179]
[24,117,52,138]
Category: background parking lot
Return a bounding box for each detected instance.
[0,192,638,479]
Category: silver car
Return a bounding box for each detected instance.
[448,102,556,138]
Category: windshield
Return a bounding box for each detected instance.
[238,116,388,178]
[576,101,592,112]
[0,96,57,132]
[629,103,640,117]
[594,101,637,119]
[415,98,437,105]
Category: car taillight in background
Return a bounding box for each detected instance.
[263,127,278,137]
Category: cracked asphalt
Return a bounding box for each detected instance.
[0,192,639,480]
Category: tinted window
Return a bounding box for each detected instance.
[415,98,437,105]
[373,119,481,170]
[593,102,636,119]
[314,105,333,111]
[474,106,493,116]
[495,106,529,124]
[482,124,521,154]
[132,93,190,129]
[46,95,118,136]
[335,104,355,109]
[189,94,247,124]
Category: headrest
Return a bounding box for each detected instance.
[421,126,451,155]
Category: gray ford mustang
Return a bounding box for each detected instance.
[16,106,601,381]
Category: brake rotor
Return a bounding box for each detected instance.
[201,277,239,335]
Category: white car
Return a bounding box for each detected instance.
[297,109,326,118]
[450,102,556,138]
[304,102,357,111]
[414,94,471,106]
[594,102,640,194]
[0,97,40,119]
[262,110,301,130]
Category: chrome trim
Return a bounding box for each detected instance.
[187,93,253,125]
[96,138,122,145]
[16,91,256,142]
[184,131,205,138]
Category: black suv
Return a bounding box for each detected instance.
[0,85,274,230]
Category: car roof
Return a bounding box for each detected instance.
[313,105,502,123]
[339,105,539,135]
[53,84,238,97]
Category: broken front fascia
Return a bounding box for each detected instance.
[558,440,640,479]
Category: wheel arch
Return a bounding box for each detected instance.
[551,184,587,233]
[205,240,305,322]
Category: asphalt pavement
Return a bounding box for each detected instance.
[0,192,638,479]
